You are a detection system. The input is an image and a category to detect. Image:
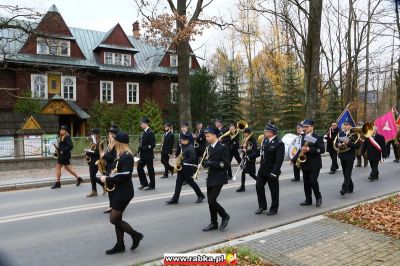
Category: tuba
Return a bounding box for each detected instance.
[361,122,374,139]
[333,127,362,154]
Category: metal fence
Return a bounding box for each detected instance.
[0,130,326,160]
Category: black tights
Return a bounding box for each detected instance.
[109,210,136,244]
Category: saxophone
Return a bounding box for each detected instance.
[295,141,309,168]
[95,140,107,174]
[174,153,183,172]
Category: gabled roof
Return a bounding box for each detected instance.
[40,95,90,120]
[0,112,59,136]
[93,24,138,53]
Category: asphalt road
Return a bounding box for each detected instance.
[0,155,399,266]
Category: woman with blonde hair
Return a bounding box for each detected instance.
[100,131,143,254]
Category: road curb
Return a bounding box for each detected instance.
[143,191,400,266]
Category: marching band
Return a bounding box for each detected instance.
[50,111,399,255]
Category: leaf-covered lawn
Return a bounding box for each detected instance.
[327,194,400,239]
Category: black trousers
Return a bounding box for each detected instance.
[293,164,301,181]
[329,151,339,171]
[207,185,228,225]
[137,158,155,188]
[340,158,354,192]
[256,173,279,211]
[240,161,257,186]
[227,149,241,178]
[172,169,204,201]
[386,140,394,157]
[395,144,400,160]
[89,164,103,191]
[161,153,174,176]
[369,160,379,178]
[302,169,322,202]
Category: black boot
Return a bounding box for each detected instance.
[236,185,245,192]
[51,182,61,189]
[130,232,143,251]
[76,177,83,186]
[106,242,125,255]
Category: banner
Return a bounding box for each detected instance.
[336,109,356,129]
[374,111,398,141]
[397,116,400,127]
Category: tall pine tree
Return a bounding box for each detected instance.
[280,65,304,130]
[217,66,242,123]
[250,76,276,130]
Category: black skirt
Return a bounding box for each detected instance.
[111,199,131,212]
[57,157,71,165]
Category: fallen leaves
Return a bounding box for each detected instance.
[328,194,400,239]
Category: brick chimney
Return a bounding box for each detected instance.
[132,21,140,39]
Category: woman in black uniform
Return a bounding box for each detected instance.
[51,125,83,189]
[100,131,143,255]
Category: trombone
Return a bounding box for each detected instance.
[192,146,209,179]
[218,120,249,141]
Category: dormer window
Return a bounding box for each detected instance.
[104,52,131,66]
[36,38,70,56]
[170,54,178,67]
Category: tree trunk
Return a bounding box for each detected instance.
[344,0,353,106]
[363,0,371,121]
[176,0,192,127]
[304,0,323,119]
[395,0,400,112]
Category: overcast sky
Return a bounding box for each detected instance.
[3,0,235,65]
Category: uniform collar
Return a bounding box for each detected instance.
[268,135,276,142]
[211,141,218,148]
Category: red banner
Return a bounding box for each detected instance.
[374,111,398,141]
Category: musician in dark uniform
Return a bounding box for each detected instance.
[295,119,325,208]
[361,126,387,181]
[215,118,228,139]
[86,128,105,197]
[335,121,361,195]
[236,128,258,192]
[291,123,304,182]
[161,122,175,179]
[355,122,368,167]
[325,121,340,174]
[202,127,231,231]
[51,125,83,189]
[166,133,205,204]
[101,125,119,213]
[251,123,284,215]
[100,132,143,255]
[175,122,194,158]
[137,117,156,190]
[194,121,206,163]
[226,123,242,180]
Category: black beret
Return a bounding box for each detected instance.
[113,131,129,144]
[265,122,279,132]
[60,125,68,130]
[141,117,150,124]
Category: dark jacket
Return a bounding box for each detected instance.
[217,126,229,144]
[194,129,206,154]
[103,146,117,175]
[242,135,258,164]
[106,152,134,202]
[337,130,361,161]
[251,136,284,177]
[203,141,230,187]
[294,133,325,171]
[361,133,387,161]
[161,131,174,155]
[175,131,194,156]
[325,127,340,154]
[139,128,156,160]
[228,133,240,151]
[58,135,73,160]
[179,143,197,177]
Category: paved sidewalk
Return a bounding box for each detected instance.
[241,217,400,266]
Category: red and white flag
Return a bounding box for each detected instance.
[374,110,398,141]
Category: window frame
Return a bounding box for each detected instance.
[170,54,178,67]
[103,52,132,66]
[36,38,70,57]
[170,83,178,104]
[126,82,139,104]
[100,81,114,104]
[61,76,77,101]
[31,74,48,99]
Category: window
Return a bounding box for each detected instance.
[170,54,178,67]
[31,74,48,99]
[61,76,76,101]
[103,52,132,66]
[36,38,70,57]
[100,81,113,103]
[170,83,178,104]
[126,83,139,104]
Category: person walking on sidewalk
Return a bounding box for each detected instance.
[100,132,143,255]
[325,121,340,175]
[252,122,285,215]
[161,122,175,179]
[361,126,387,181]
[101,125,119,213]
[335,121,360,196]
[137,117,156,190]
[166,133,205,205]
[51,125,83,189]
[236,127,258,192]
[86,128,106,197]
[202,127,231,232]
[294,119,325,208]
